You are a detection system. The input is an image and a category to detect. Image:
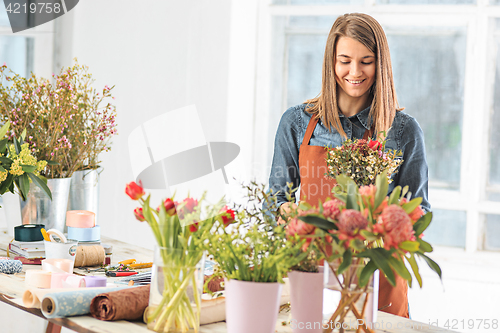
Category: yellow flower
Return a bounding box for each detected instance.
[0,170,7,182]
[36,160,47,172]
[9,158,24,176]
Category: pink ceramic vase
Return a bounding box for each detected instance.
[225,279,283,333]
[288,270,324,332]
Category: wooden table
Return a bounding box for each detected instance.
[0,230,457,333]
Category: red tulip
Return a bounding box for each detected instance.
[134,207,146,222]
[125,181,145,200]
[189,222,199,232]
[161,198,177,216]
[368,140,382,151]
[221,206,235,227]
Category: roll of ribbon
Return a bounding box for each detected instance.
[41,287,128,318]
[0,258,22,274]
[74,245,105,267]
[66,210,96,228]
[84,276,107,288]
[46,229,68,243]
[14,225,45,242]
[42,259,74,274]
[50,272,72,289]
[67,225,101,242]
[63,275,86,288]
[25,270,52,288]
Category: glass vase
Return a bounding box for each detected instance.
[323,261,379,333]
[147,247,206,333]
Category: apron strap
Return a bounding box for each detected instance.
[302,116,319,147]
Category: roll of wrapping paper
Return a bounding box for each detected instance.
[14,224,45,242]
[25,270,52,288]
[23,287,120,309]
[90,285,150,321]
[41,287,127,318]
[74,245,105,267]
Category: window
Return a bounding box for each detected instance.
[254,0,500,252]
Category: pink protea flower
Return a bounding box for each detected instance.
[376,205,416,250]
[322,199,342,220]
[336,209,368,239]
[359,184,377,207]
[286,209,318,252]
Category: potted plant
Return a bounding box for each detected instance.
[0,61,117,229]
[206,183,308,333]
[126,180,232,333]
[291,171,442,333]
[0,122,52,234]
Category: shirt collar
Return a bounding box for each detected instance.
[338,105,372,130]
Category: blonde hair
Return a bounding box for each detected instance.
[305,13,402,138]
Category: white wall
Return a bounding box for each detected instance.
[58,0,233,249]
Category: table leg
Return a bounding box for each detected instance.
[46,321,62,333]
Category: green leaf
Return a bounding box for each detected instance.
[21,165,36,173]
[413,212,432,236]
[402,197,422,214]
[388,186,401,205]
[337,250,352,275]
[0,138,8,153]
[407,253,422,288]
[0,165,4,172]
[359,260,377,287]
[27,173,52,200]
[0,156,11,165]
[374,170,389,209]
[0,173,13,195]
[351,239,366,251]
[13,136,21,154]
[416,253,442,281]
[359,230,378,242]
[417,238,433,253]
[333,192,347,203]
[399,241,420,252]
[401,185,409,198]
[18,173,30,200]
[387,256,412,283]
[46,160,59,166]
[20,128,26,141]
[298,215,337,231]
[357,248,395,286]
[345,182,359,210]
[0,122,10,138]
[335,174,356,194]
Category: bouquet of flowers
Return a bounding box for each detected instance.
[125,181,233,333]
[326,134,402,185]
[206,183,308,283]
[284,172,441,333]
[0,60,117,178]
[0,122,51,201]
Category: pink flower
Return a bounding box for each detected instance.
[377,205,415,250]
[286,217,315,237]
[322,199,342,220]
[337,209,368,238]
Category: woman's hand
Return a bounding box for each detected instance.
[277,202,299,225]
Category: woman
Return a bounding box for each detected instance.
[268,13,429,318]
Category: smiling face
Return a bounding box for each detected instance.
[334,36,376,113]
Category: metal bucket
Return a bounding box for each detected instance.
[67,169,100,224]
[20,177,72,232]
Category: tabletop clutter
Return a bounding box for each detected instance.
[0,209,227,326]
[0,210,158,322]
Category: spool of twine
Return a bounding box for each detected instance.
[74,245,105,267]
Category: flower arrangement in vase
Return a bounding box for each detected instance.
[0,60,117,178]
[126,181,232,333]
[206,182,308,333]
[285,172,441,333]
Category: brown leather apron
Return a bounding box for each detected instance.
[298,115,409,318]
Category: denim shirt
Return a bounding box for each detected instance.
[268,103,430,212]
